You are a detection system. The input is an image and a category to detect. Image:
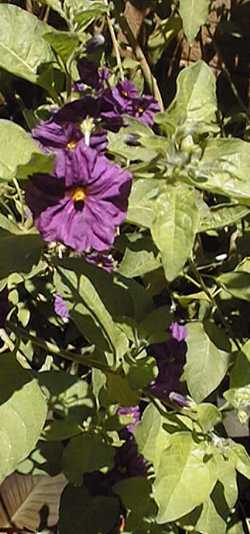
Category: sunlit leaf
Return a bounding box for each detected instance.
[179,0,210,42]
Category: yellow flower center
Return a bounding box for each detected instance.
[67,139,78,150]
[138,106,144,115]
[70,187,86,204]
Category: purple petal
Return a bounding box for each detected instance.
[54,294,69,320]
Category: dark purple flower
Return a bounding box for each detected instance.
[54,294,69,320]
[25,145,132,253]
[0,289,8,329]
[149,321,187,402]
[131,95,160,126]
[100,80,160,129]
[118,405,140,433]
[85,251,114,272]
[76,58,109,92]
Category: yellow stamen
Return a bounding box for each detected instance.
[67,139,78,150]
[138,107,144,114]
[71,187,86,203]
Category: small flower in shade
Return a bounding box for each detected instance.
[169,392,191,408]
[75,58,109,92]
[100,80,160,129]
[85,251,114,272]
[25,145,132,253]
[118,405,140,433]
[131,95,160,126]
[54,294,69,321]
[149,321,187,402]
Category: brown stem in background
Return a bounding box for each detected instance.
[115,9,164,111]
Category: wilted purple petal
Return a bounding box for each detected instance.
[169,392,190,408]
[170,322,187,342]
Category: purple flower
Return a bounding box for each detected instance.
[118,405,140,433]
[169,392,191,408]
[54,294,69,320]
[76,58,109,92]
[85,251,114,272]
[131,95,160,126]
[32,112,108,180]
[25,145,132,253]
[100,80,160,129]
[149,321,187,402]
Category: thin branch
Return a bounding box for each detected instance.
[115,10,164,111]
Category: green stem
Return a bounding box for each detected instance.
[6,321,118,374]
[105,2,124,81]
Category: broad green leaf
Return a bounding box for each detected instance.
[151,185,200,281]
[148,16,182,63]
[195,403,222,432]
[0,120,45,182]
[195,493,227,534]
[200,204,250,231]
[184,322,230,402]
[156,61,217,133]
[104,373,139,406]
[154,433,216,523]
[213,453,238,509]
[0,354,47,483]
[0,473,66,531]
[230,346,250,388]
[198,138,250,204]
[38,370,92,416]
[59,485,119,534]
[127,179,162,229]
[17,152,55,179]
[139,305,171,344]
[218,271,250,301]
[0,5,54,85]
[134,404,169,471]
[54,258,129,363]
[229,443,250,479]
[114,477,157,531]
[62,433,114,484]
[118,235,161,278]
[179,0,210,42]
[44,31,80,63]
[0,232,43,286]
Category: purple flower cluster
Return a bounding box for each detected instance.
[26,60,159,257]
[149,322,188,402]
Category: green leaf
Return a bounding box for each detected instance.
[44,31,80,63]
[230,344,250,388]
[195,491,227,534]
[156,61,217,133]
[118,234,161,278]
[135,404,170,471]
[154,433,216,523]
[54,258,129,364]
[148,16,182,63]
[195,403,222,432]
[114,477,157,530]
[59,485,119,534]
[39,0,66,19]
[200,204,250,232]
[0,354,47,483]
[103,373,139,407]
[0,5,54,85]
[198,138,250,204]
[184,322,230,402]
[0,232,43,286]
[179,0,210,42]
[151,185,200,281]
[0,120,45,182]
[62,433,114,484]
[218,271,250,301]
[229,443,250,479]
[17,152,55,179]
[127,179,162,229]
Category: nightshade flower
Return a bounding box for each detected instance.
[76,58,109,92]
[149,321,187,401]
[100,80,160,129]
[25,144,132,253]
